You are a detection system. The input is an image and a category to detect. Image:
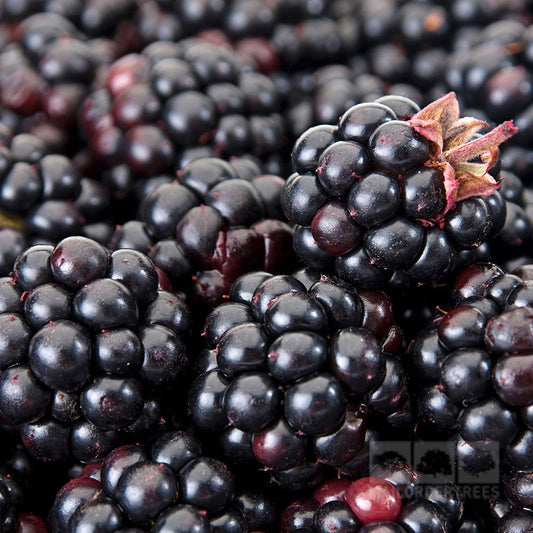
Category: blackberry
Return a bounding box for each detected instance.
[138,0,359,72]
[49,430,276,532]
[0,0,139,37]
[188,268,407,489]
[283,63,425,140]
[282,92,516,289]
[110,156,293,309]
[77,39,288,212]
[488,169,533,268]
[437,19,533,193]
[407,262,533,491]
[496,509,533,533]
[277,0,525,142]
[0,131,114,249]
[0,236,191,463]
[0,471,47,533]
[0,224,26,278]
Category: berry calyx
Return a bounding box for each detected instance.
[409,91,517,222]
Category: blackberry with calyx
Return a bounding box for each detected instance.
[48,430,276,532]
[187,268,407,490]
[0,236,191,463]
[282,92,516,289]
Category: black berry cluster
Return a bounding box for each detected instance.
[77,38,288,207]
[1,1,533,530]
[0,236,190,463]
[133,0,359,72]
[407,263,533,519]
[188,268,406,490]
[0,431,49,533]
[0,6,141,154]
[280,455,470,533]
[110,156,294,309]
[282,92,515,289]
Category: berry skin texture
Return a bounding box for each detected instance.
[369,120,430,174]
[344,477,403,525]
[50,236,109,290]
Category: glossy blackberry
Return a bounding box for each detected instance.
[0,225,27,277]
[0,236,191,463]
[435,18,533,192]
[142,0,359,74]
[188,269,407,488]
[77,39,287,211]
[486,170,533,269]
[281,61,427,140]
[110,156,293,309]
[0,472,47,533]
[282,92,516,289]
[496,509,533,533]
[49,431,275,532]
[408,262,533,484]
[0,428,57,533]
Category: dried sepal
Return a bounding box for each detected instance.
[443,116,489,150]
[409,92,517,221]
[0,210,24,231]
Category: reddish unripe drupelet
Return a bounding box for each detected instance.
[344,477,402,525]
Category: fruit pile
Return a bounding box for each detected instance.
[1,1,533,531]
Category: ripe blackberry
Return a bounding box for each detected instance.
[77,38,288,211]
[136,0,359,74]
[0,131,115,248]
[188,269,407,489]
[0,0,139,36]
[489,169,533,268]
[407,262,533,486]
[282,92,516,289]
[49,430,276,532]
[110,156,294,309]
[0,470,47,533]
[438,18,533,194]
[0,236,191,463]
[0,224,26,277]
